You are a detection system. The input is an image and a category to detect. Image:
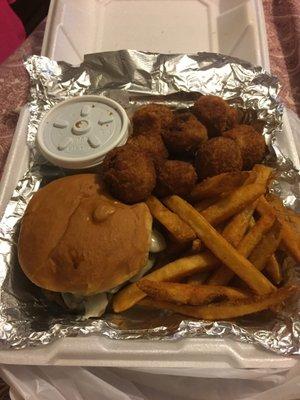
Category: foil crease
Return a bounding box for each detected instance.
[0,50,299,353]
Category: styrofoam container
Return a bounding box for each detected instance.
[0,0,298,368]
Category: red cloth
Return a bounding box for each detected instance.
[0,0,26,64]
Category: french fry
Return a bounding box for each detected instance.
[186,271,211,285]
[200,183,266,226]
[199,165,270,228]
[252,164,273,186]
[190,239,202,253]
[265,255,282,285]
[285,208,300,234]
[208,212,276,285]
[164,195,275,294]
[221,200,258,247]
[249,220,282,271]
[112,252,218,313]
[194,197,221,212]
[139,285,297,320]
[146,196,196,243]
[190,171,250,201]
[257,196,300,263]
[138,280,248,306]
[249,216,256,229]
[237,213,276,257]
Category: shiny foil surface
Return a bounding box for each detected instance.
[0,51,299,353]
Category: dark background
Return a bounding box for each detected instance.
[11,0,51,35]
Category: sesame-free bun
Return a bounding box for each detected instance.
[18,174,152,295]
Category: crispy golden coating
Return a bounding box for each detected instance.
[132,103,174,135]
[132,110,161,136]
[162,112,208,156]
[102,145,156,204]
[128,134,168,166]
[222,124,266,169]
[155,160,197,197]
[195,137,243,180]
[193,95,238,137]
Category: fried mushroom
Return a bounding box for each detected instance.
[162,112,208,156]
[195,137,243,180]
[193,95,238,137]
[102,145,156,204]
[222,124,266,169]
[155,160,197,198]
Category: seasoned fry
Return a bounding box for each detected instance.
[190,239,202,253]
[252,164,273,186]
[164,196,276,294]
[221,200,258,247]
[190,171,250,201]
[146,196,196,243]
[112,252,218,313]
[257,196,300,263]
[138,280,248,305]
[199,183,266,226]
[265,255,282,285]
[186,271,211,285]
[196,164,273,225]
[249,220,282,271]
[208,212,276,285]
[238,214,276,257]
[194,197,220,212]
[139,285,297,320]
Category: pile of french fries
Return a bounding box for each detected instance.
[112,165,300,320]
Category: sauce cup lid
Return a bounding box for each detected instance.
[36,95,130,169]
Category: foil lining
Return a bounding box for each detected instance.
[0,51,299,353]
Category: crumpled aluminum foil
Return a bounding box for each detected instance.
[0,51,299,354]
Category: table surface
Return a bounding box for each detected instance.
[0,1,299,179]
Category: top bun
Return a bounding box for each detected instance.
[18,174,152,295]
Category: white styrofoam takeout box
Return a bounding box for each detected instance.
[0,0,298,368]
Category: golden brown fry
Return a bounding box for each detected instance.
[252,164,273,186]
[221,200,258,247]
[208,212,276,285]
[194,197,220,212]
[190,171,250,201]
[257,196,300,263]
[138,280,248,305]
[248,216,256,229]
[139,285,297,320]
[190,239,202,253]
[265,255,282,285]
[186,271,211,285]
[164,195,275,294]
[146,196,196,243]
[200,183,266,226]
[238,213,276,257]
[112,252,218,313]
[249,220,282,271]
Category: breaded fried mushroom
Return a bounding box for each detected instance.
[102,145,156,204]
[162,112,208,156]
[193,95,238,137]
[155,160,197,198]
[195,137,243,180]
[132,103,174,135]
[223,125,266,169]
[128,134,168,166]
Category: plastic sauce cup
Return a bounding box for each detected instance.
[36,95,130,169]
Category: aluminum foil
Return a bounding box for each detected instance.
[0,51,299,353]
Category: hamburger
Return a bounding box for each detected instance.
[18,174,165,317]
